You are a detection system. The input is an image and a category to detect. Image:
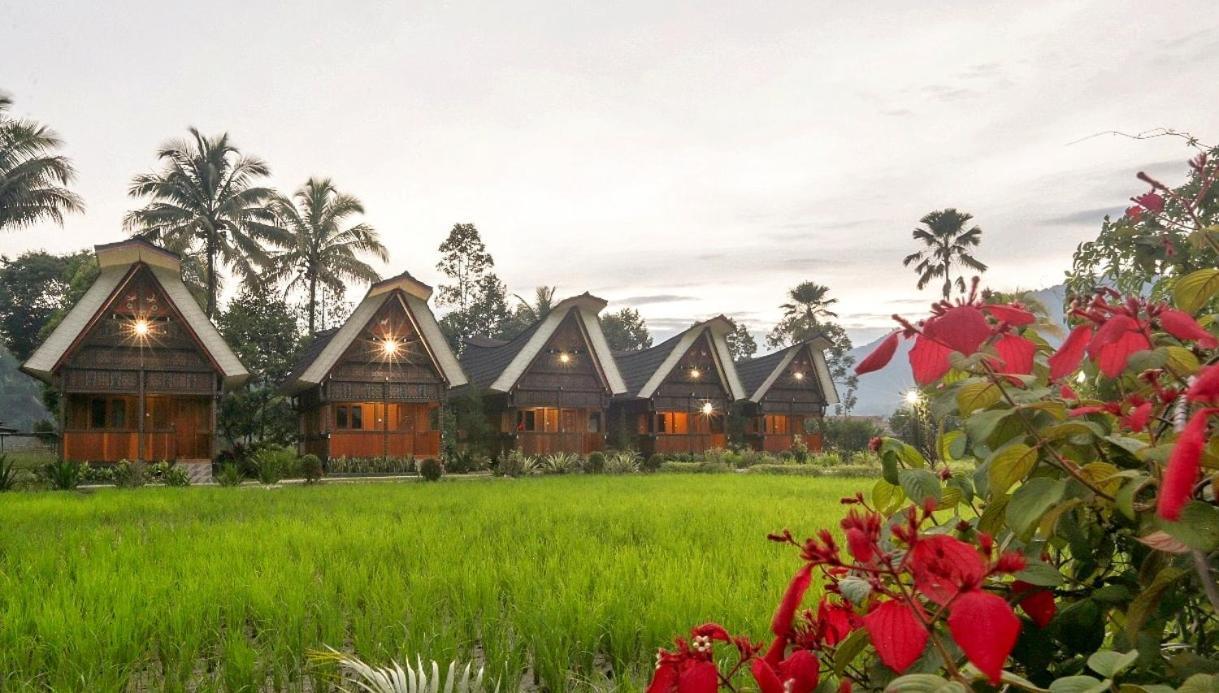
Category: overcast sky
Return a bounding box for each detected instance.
[3,1,1219,347]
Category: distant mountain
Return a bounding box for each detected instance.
[848,284,1068,417]
[0,344,48,431]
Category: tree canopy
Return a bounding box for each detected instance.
[0,94,83,232]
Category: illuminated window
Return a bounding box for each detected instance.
[764,415,790,435]
[657,412,689,434]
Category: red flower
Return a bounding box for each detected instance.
[692,623,731,643]
[1157,408,1215,520]
[1059,384,1079,400]
[814,600,854,646]
[993,334,1036,375]
[750,657,784,693]
[1049,325,1092,381]
[983,303,1036,326]
[845,528,874,564]
[923,305,990,355]
[910,535,987,605]
[1189,365,1219,404]
[908,335,954,385]
[1134,191,1165,214]
[863,600,927,674]
[1011,580,1056,628]
[750,650,820,693]
[947,590,1021,684]
[1125,206,1143,221]
[1122,401,1153,433]
[856,331,900,375]
[993,551,1027,574]
[771,565,813,636]
[1160,308,1218,349]
[1087,314,1150,378]
[648,651,718,693]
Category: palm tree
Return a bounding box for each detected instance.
[124,128,284,317]
[780,281,839,327]
[903,208,988,299]
[512,286,557,324]
[265,178,387,334]
[0,94,83,231]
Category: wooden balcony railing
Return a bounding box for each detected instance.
[327,431,441,458]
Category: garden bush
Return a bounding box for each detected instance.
[585,451,606,473]
[41,460,81,490]
[0,455,15,491]
[419,457,444,482]
[658,460,731,474]
[300,454,323,483]
[80,462,116,485]
[604,451,640,474]
[642,453,665,473]
[444,448,488,474]
[253,447,295,485]
[112,460,147,488]
[494,449,531,477]
[747,463,825,476]
[325,456,416,476]
[215,463,243,487]
[161,464,191,487]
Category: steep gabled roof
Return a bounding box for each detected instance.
[613,316,747,400]
[21,238,250,389]
[459,292,627,394]
[735,337,840,405]
[279,271,467,394]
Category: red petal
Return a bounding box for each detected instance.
[856,332,900,375]
[845,527,875,564]
[923,306,990,355]
[1157,409,1213,520]
[910,535,988,606]
[948,591,1021,685]
[763,635,787,666]
[750,658,784,693]
[1049,325,1092,381]
[693,623,731,642]
[1122,401,1153,433]
[647,662,679,693]
[1087,314,1139,359]
[993,335,1036,375]
[983,304,1036,326]
[780,650,820,693]
[908,336,954,385]
[1136,192,1165,214]
[1095,329,1151,378]
[1059,384,1079,400]
[816,600,854,646]
[863,600,928,674]
[771,564,813,636]
[1015,585,1057,628]
[677,661,718,693]
[1189,365,1219,404]
[1160,308,1218,348]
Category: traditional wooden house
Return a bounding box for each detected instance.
[21,238,249,468]
[611,317,746,455]
[280,272,466,461]
[458,293,626,456]
[735,338,838,453]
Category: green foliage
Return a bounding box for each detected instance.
[447,389,496,456]
[161,464,191,487]
[767,283,857,413]
[902,207,987,299]
[585,451,606,473]
[723,316,757,360]
[113,460,147,488]
[215,463,243,487]
[821,416,882,453]
[658,460,730,474]
[299,454,323,483]
[0,454,16,491]
[600,307,653,352]
[327,456,416,475]
[0,94,84,233]
[538,452,581,474]
[642,453,665,473]
[444,449,488,474]
[434,223,514,347]
[0,249,94,362]
[253,446,295,485]
[419,457,444,482]
[41,459,80,490]
[604,450,640,474]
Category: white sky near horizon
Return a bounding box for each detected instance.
[3,1,1219,348]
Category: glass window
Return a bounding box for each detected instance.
[90,398,107,429]
[336,405,349,429]
[350,405,364,430]
[543,408,559,433]
[109,399,126,429]
[587,412,601,433]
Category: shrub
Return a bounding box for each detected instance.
[80,462,116,485]
[161,465,190,487]
[113,460,147,488]
[821,415,884,453]
[42,460,81,490]
[585,451,606,473]
[253,446,295,485]
[790,433,810,463]
[658,460,730,474]
[494,449,531,478]
[539,452,580,474]
[300,454,323,483]
[419,457,444,482]
[809,451,843,467]
[444,448,488,474]
[326,456,416,475]
[215,463,243,487]
[603,451,639,474]
[642,453,665,473]
[0,454,15,491]
[747,463,825,476]
[777,449,794,462]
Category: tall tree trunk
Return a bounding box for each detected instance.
[308,276,317,335]
[206,233,217,318]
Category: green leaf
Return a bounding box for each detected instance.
[1006,477,1067,538]
[1015,561,1065,587]
[1125,566,1187,639]
[1157,501,1219,552]
[838,576,872,605]
[884,674,967,693]
[978,494,1009,535]
[937,430,966,462]
[946,474,974,504]
[1173,268,1219,313]
[1162,345,1200,375]
[881,452,900,485]
[1049,676,1109,693]
[1087,650,1138,679]
[1177,674,1217,693]
[900,468,942,505]
[1044,420,1104,442]
[987,442,1039,494]
[872,479,905,513]
[1090,584,1132,604]
[965,408,1010,448]
[832,627,870,676]
[957,379,1001,415]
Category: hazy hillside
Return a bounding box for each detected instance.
[850,284,1067,416]
[0,344,49,430]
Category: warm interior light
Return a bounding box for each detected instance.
[690,368,701,378]
[558,352,571,364]
[701,402,714,415]
[132,319,150,337]
[793,372,804,380]
[904,390,922,406]
[381,339,399,356]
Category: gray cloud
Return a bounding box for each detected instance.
[1038,206,1124,226]
[615,294,696,306]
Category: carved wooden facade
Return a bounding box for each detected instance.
[294,294,447,460]
[743,348,827,453]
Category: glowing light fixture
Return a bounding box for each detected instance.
[381,339,400,356]
[903,390,922,406]
[690,368,701,378]
[701,402,714,415]
[793,372,805,380]
[132,319,150,337]
[559,352,571,364]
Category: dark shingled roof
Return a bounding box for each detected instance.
[613,331,687,397]
[283,328,340,387]
[458,319,544,391]
[735,343,800,397]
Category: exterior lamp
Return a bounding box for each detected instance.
[558,352,571,364]
[381,339,400,357]
[690,368,701,378]
[132,319,150,337]
[793,372,804,381]
[701,402,714,416]
[904,390,922,406]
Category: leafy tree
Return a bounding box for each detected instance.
[600,307,653,351]
[124,128,284,317]
[266,178,387,335]
[820,415,882,453]
[216,290,302,448]
[0,249,93,361]
[902,208,987,299]
[768,282,857,414]
[0,94,83,232]
[435,223,494,314]
[724,317,757,360]
[512,286,556,325]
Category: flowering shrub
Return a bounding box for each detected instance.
[647,157,1219,692]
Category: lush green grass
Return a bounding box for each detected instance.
[0,475,867,691]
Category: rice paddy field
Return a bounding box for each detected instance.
[0,475,867,692]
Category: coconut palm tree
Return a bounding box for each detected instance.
[124,128,283,317]
[512,286,557,325]
[780,281,839,327]
[903,208,988,299]
[0,94,83,231]
[265,178,387,334]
